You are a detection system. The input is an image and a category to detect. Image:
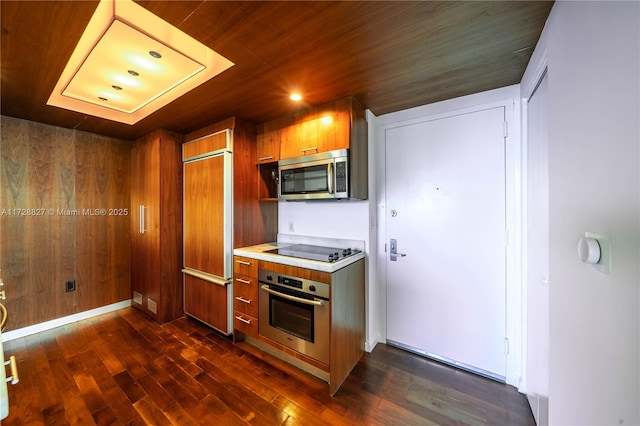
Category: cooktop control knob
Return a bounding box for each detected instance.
[267,275,273,281]
[309,285,316,292]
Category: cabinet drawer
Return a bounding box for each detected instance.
[183,274,230,334]
[234,311,258,337]
[233,256,258,277]
[233,274,258,317]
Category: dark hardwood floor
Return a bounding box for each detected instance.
[2,307,535,425]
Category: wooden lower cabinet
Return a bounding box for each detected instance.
[233,256,259,338]
[233,274,259,318]
[233,255,365,395]
[183,275,230,332]
[233,310,258,337]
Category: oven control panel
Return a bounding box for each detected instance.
[258,269,330,299]
[278,276,303,289]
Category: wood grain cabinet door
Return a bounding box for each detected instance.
[256,131,280,164]
[183,153,229,278]
[130,136,161,319]
[183,275,229,331]
[279,108,351,160]
[130,130,183,323]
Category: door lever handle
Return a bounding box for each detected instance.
[390,252,407,261]
[390,238,407,261]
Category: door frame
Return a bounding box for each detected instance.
[374,86,523,387]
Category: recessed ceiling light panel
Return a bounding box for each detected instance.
[47,0,234,125]
[63,19,204,114]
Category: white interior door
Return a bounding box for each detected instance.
[385,107,507,379]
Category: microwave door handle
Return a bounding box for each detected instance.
[260,285,324,307]
[327,162,334,194]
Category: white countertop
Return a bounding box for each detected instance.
[233,238,365,273]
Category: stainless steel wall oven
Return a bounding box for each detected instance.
[258,269,330,365]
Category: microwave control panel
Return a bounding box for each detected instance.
[335,160,348,194]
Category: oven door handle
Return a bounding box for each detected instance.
[260,285,325,307]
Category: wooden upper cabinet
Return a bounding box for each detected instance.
[256,130,280,164]
[276,97,361,161]
[183,130,229,160]
[255,96,368,200]
[280,109,348,159]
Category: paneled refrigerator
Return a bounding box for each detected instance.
[182,129,234,334]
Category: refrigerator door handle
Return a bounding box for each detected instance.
[139,205,146,234]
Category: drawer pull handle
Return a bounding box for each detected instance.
[235,278,251,285]
[235,260,251,266]
[235,296,252,304]
[5,355,19,385]
[235,315,251,325]
[300,147,318,153]
[258,156,274,161]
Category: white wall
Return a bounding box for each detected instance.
[523,72,550,426]
[522,2,640,424]
[277,109,380,351]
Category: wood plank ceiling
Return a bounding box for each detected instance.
[0,1,553,140]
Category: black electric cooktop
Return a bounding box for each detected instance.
[266,244,361,263]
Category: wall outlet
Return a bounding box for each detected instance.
[65,280,76,292]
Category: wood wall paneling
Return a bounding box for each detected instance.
[232,121,270,249]
[157,131,184,321]
[76,132,132,311]
[0,116,131,330]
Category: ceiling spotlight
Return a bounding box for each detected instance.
[128,70,140,76]
[149,51,162,59]
[290,93,302,101]
[112,85,123,90]
[98,97,109,101]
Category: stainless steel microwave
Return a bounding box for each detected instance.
[278,149,350,201]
